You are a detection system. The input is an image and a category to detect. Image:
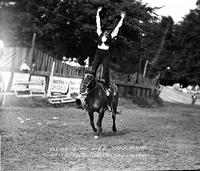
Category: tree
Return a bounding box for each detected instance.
[0,0,33,46]
[0,0,159,73]
[138,16,175,80]
[169,6,200,85]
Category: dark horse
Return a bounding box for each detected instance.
[76,73,119,135]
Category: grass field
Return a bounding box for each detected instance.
[1,98,200,170]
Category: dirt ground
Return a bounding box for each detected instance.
[1,98,200,171]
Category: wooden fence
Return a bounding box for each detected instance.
[32,48,86,78]
[116,83,159,98]
[0,46,159,98]
[97,65,160,98]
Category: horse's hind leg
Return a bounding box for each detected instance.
[88,111,97,132]
[111,104,117,132]
[96,110,104,135]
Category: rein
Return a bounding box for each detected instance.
[87,81,109,97]
[82,74,107,96]
[87,80,98,95]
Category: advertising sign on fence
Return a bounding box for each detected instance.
[49,76,81,96]
[50,76,70,94]
[11,72,30,91]
[68,78,82,95]
[29,76,46,94]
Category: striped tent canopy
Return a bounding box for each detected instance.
[0,47,32,71]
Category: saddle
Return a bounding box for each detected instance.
[97,81,118,111]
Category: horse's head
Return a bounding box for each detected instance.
[80,73,94,95]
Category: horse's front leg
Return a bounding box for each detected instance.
[111,104,117,132]
[96,110,105,135]
[88,111,97,132]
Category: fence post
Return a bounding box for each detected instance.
[143,60,148,77]
[47,61,55,96]
[28,33,36,85]
[6,48,16,92]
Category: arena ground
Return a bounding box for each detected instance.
[1,98,200,170]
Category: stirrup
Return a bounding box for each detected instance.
[107,105,112,111]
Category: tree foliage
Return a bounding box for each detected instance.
[0,0,158,72]
[1,0,200,85]
[161,6,200,86]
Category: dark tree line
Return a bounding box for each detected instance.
[0,0,200,85]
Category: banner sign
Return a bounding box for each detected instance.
[49,76,82,96]
[9,73,46,94]
[50,76,70,94]
[11,73,30,91]
[29,76,46,93]
[0,71,81,98]
[68,78,82,95]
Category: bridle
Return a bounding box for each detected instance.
[83,73,94,88]
[80,73,97,95]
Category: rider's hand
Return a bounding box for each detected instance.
[121,11,126,18]
[97,7,102,12]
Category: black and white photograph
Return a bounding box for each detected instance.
[0,0,200,170]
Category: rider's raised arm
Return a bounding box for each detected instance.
[96,7,102,36]
[111,11,126,38]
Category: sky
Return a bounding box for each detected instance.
[142,0,197,23]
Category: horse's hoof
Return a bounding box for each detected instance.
[98,127,103,133]
[93,128,97,132]
[100,128,103,132]
[112,127,117,132]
